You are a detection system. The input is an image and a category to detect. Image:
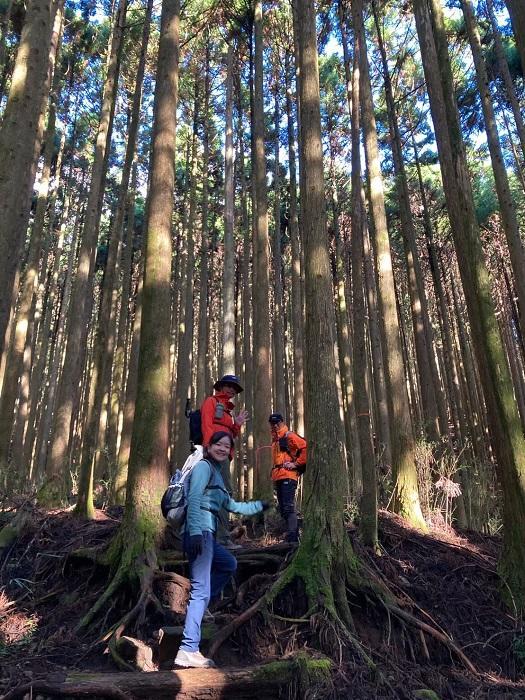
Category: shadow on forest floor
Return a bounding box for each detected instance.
[0,504,523,699]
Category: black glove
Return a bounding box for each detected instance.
[187,534,203,558]
[261,500,271,511]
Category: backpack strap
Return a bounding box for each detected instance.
[278,431,293,457]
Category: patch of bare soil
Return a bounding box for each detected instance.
[0,506,523,699]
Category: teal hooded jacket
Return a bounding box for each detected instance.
[185,458,263,537]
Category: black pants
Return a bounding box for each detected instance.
[274,479,298,542]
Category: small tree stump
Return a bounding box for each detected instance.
[153,572,190,614]
[115,636,155,672]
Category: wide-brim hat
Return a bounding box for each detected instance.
[214,374,244,393]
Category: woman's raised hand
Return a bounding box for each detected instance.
[234,409,249,426]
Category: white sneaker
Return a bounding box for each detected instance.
[174,649,216,668]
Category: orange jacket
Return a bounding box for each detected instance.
[201,392,241,447]
[271,424,307,482]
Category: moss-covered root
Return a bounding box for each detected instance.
[76,523,158,633]
[255,653,333,699]
[266,534,374,669]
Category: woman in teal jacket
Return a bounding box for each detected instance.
[174,431,269,669]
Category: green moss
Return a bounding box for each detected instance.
[414,691,441,700]
[293,652,332,683]
[253,659,295,682]
[253,655,332,691]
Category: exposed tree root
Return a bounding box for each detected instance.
[216,531,479,679]
[383,600,477,674]
[235,572,274,606]
[208,591,267,658]
[54,516,478,690]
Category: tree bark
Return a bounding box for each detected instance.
[285,49,304,436]
[111,0,180,604]
[372,0,447,442]
[461,0,525,343]
[0,6,64,477]
[486,0,525,162]
[349,31,377,547]
[291,0,355,632]
[41,0,127,505]
[113,257,142,505]
[237,74,254,497]
[252,0,273,499]
[35,200,83,481]
[196,38,211,405]
[504,0,525,76]
[352,0,426,529]
[0,0,60,360]
[74,0,151,517]
[172,83,199,470]
[414,0,525,608]
[106,166,137,474]
[222,39,236,377]
[272,77,286,416]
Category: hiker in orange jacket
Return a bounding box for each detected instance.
[201,374,248,449]
[269,413,306,543]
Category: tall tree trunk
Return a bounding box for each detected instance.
[486,0,525,161]
[78,0,181,629]
[414,0,525,608]
[172,83,199,470]
[504,0,525,76]
[75,0,151,517]
[285,49,304,436]
[350,33,377,547]
[0,0,60,360]
[372,0,446,442]
[252,0,272,499]
[0,9,64,476]
[237,77,254,497]
[40,0,127,505]
[461,0,525,341]
[272,78,286,415]
[412,139,464,448]
[222,39,236,376]
[195,38,211,405]
[352,0,426,529]
[113,257,142,505]
[291,0,355,631]
[363,213,392,472]
[337,0,352,118]
[106,166,137,474]
[328,136,360,492]
[35,203,83,481]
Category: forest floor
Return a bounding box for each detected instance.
[0,505,524,699]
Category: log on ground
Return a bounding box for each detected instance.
[9,662,297,699]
